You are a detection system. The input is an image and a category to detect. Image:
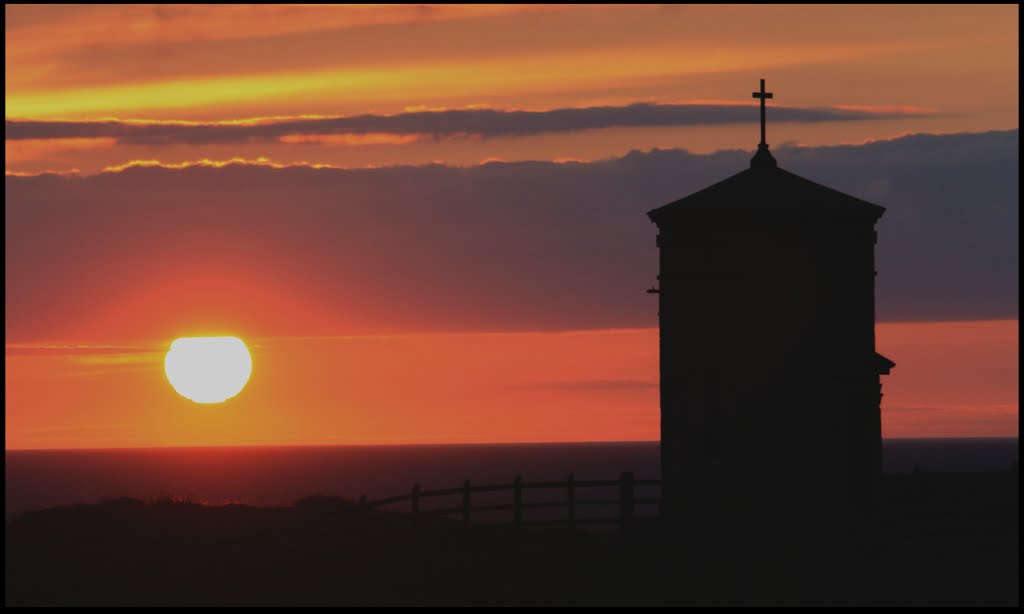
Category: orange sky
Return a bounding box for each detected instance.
[5,4,1018,174]
[4,322,1018,449]
[5,5,1019,448]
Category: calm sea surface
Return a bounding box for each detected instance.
[5,439,1017,520]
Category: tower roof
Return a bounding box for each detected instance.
[647,155,886,227]
[649,79,885,227]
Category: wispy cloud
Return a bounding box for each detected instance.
[5,103,936,145]
[5,343,161,356]
[5,5,554,64]
[884,403,1019,438]
[5,344,165,379]
[513,379,658,392]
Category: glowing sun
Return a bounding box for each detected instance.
[164,336,252,403]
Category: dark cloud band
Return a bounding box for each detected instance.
[5,103,929,145]
[5,130,1015,341]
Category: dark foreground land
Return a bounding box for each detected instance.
[6,471,1017,606]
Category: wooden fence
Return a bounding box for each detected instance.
[361,472,660,532]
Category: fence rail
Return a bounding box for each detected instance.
[360,472,661,532]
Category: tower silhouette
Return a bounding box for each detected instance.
[647,80,894,519]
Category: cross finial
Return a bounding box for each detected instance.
[752,78,774,147]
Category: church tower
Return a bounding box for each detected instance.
[648,80,894,518]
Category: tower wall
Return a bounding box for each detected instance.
[655,214,882,517]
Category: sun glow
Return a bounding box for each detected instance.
[164,336,252,404]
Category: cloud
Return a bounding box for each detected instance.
[5,103,933,146]
[776,131,1019,322]
[513,379,658,391]
[5,344,160,357]
[5,5,550,62]
[4,130,1017,341]
[883,403,1020,439]
[4,343,165,379]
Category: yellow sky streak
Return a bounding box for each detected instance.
[7,42,896,120]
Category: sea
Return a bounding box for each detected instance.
[5,439,1018,521]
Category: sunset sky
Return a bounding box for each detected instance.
[5,4,1018,449]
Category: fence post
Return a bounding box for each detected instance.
[513,475,523,531]
[567,473,576,531]
[411,483,421,528]
[359,493,367,523]
[462,479,472,528]
[619,472,634,535]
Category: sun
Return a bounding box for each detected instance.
[164,336,252,404]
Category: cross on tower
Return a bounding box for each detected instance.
[752,78,773,147]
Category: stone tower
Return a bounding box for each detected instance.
[647,80,894,518]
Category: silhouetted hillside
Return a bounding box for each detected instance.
[6,472,1017,606]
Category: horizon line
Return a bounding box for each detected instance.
[6,436,1019,454]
